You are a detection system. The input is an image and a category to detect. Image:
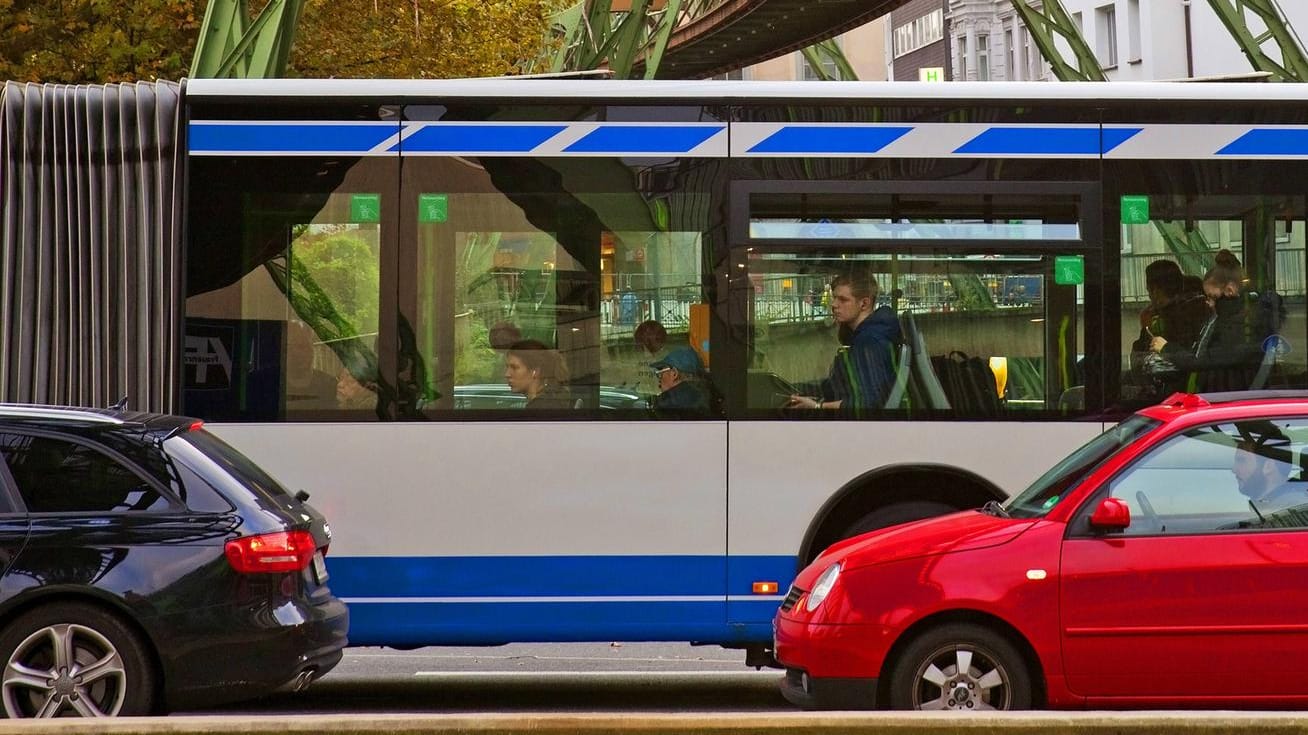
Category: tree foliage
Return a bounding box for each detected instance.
[291,0,560,79]
[0,0,561,83]
[0,0,200,83]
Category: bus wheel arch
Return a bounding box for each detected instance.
[798,464,1004,566]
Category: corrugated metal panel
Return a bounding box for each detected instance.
[0,81,183,413]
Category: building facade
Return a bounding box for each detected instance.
[889,0,954,81]
[946,0,1308,82]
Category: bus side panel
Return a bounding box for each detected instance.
[209,421,732,645]
[725,420,1104,626]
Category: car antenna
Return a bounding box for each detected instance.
[109,396,129,411]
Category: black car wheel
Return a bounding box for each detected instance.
[888,623,1032,711]
[0,603,155,718]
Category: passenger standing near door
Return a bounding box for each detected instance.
[786,273,901,416]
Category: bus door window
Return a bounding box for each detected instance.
[401,154,720,417]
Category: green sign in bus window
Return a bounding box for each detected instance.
[1120,194,1150,225]
[1054,255,1084,285]
[418,194,448,223]
[350,193,381,223]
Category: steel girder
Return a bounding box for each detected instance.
[191,0,305,79]
[1008,0,1107,81]
[1207,0,1308,82]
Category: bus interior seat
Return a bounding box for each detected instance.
[900,311,950,410]
[1058,385,1085,411]
[883,342,911,409]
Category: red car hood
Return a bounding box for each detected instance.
[798,510,1036,584]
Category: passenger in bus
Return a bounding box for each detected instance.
[635,319,669,359]
[1148,249,1282,392]
[785,273,902,415]
[505,339,574,409]
[1130,259,1212,396]
[650,348,710,415]
[489,322,523,352]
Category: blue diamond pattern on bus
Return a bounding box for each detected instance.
[401,124,569,153]
[747,126,913,154]
[188,122,399,154]
[954,127,1142,155]
[1217,129,1308,156]
[562,125,724,153]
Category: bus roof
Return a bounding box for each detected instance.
[184,78,1308,105]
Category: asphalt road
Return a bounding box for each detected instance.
[193,644,791,714]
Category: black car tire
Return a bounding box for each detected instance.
[888,622,1032,711]
[0,602,156,718]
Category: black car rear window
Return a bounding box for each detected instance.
[179,429,293,502]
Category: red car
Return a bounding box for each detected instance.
[774,391,1308,710]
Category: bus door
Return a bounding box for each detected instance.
[722,180,1104,629]
[377,105,733,644]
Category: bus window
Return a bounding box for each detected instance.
[184,157,392,422]
[1115,193,1306,408]
[742,250,1084,418]
[402,156,719,416]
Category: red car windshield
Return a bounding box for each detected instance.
[1003,415,1161,519]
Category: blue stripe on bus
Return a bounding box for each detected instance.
[954,127,1141,155]
[747,126,913,154]
[327,554,796,598]
[344,600,772,646]
[1217,129,1308,156]
[188,123,397,153]
[399,124,567,152]
[562,125,723,153]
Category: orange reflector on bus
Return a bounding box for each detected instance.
[752,582,778,595]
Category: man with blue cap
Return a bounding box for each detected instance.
[650,347,709,413]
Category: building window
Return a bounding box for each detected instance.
[1127,0,1142,62]
[1006,28,1016,81]
[957,36,968,80]
[712,68,748,81]
[977,34,990,81]
[800,48,841,81]
[1097,4,1119,68]
[893,9,945,58]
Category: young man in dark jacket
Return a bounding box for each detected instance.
[787,273,901,416]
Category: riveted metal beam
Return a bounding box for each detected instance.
[191,0,305,79]
[1009,0,1108,82]
[1207,0,1308,82]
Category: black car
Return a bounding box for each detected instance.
[0,404,347,717]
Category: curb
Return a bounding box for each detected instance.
[4,712,1308,735]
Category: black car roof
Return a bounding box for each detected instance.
[0,403,192,434]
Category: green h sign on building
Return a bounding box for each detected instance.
[918,67,945,82]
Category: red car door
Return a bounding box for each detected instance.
[1060,418,1308,701]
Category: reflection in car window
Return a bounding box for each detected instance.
[0,434,171,513]
[1108,419,1308,535]
[1004,415,1160,519]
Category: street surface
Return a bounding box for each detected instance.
[194,644,789,714]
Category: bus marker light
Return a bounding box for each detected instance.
[753,582,779,594]
[1026,569,1047,581]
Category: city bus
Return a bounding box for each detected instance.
[4,78,1308,663]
